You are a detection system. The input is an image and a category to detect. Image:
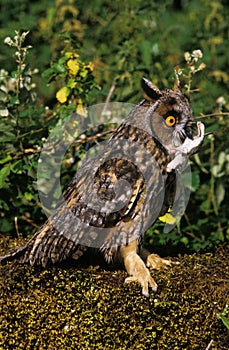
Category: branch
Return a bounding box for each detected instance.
[194,112,229,119]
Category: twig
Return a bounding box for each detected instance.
[72,128,116,146]
[21,215,40,229]
[14,217,20,238]
[194,112,229,119]
[101,82,117,116]
[205,339,214,350]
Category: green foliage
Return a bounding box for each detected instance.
[0,31,48,236]
[0,1,229,253]
[0,30,100,237]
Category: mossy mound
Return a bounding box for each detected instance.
[0,237,228,350]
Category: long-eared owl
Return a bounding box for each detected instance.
[0,72,205,296]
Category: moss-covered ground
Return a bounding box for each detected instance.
[0,237,228,350]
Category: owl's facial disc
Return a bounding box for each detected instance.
[160,93,194,144]
[141,77,194,146]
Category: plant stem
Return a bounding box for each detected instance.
[209,136,219,215]
[205,339,214,350]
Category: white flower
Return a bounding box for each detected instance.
[184,51,191,62]
[21,31,30,41]
[4,37,13,46]
[216,96,226,105]
[192,49,203,59]
[198,62,206,71]
[0,69,9,81]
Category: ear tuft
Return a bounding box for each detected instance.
[141,77,162,101]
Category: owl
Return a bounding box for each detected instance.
[0,72,205,297]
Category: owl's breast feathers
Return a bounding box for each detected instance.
[0,121,173,266]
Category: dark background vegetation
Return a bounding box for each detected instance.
[0,0,228,253]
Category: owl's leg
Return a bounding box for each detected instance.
[119,240,157,297]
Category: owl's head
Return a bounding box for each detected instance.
[141,73,194,148]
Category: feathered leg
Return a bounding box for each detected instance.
[119,239,158,297]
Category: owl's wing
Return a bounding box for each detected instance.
[0,152,146,266]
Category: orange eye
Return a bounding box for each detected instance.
[165,115,176,127]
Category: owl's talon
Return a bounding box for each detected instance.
[146,253,171,270]
[124,272,158,297]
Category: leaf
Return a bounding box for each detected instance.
[10,97,20,105]
[80,69,88,78]
[0,199,9,211]
[219,315,229,330]
[24,192,34,201]
[0,132,17,142]
[53,62,66,73]
[67,79,77,89]
[42,67,54,78]
[0,166,11,188]
[0,155,12,164]
[10,160,24,174]
[216,182,225,206]
[180,236,189,246]
[158,212,176,225]
[0,218,13,233]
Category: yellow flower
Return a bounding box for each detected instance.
[67,59,80,76]
[56,86,70,103]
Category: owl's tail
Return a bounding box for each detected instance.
[0,224,87,267]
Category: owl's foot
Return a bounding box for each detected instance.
[124,253,158,297]
[120,240,158,297]
[146,253,172,270]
